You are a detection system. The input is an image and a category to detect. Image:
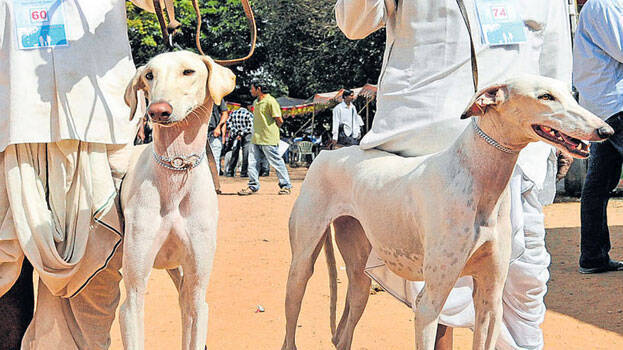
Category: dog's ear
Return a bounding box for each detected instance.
[460,84,508,119]
[124,66,147,121]
[201,56,236,105]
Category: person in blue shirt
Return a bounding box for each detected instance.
[573,0,623,274]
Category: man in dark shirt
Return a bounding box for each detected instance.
[208,101,229,174]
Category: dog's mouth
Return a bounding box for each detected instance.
[532,125,590,158]
[150,118,179,127]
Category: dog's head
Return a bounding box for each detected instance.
[460,74,613,159]
[124,50,236,125]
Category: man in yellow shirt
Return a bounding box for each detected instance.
[238,80,292,195]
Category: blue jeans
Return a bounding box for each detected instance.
[580,112,623,268]
[208,134,223,173]
[247,144,291,191]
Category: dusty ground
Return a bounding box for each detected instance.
[109,167,623,349]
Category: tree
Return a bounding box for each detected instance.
[126,0,384,102]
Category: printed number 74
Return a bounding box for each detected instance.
[491,7,508,19]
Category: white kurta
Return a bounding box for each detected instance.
[0,0,141,152]
[336,0,571,188]
[332,101,364,140]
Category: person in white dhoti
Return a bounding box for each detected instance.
[0,1,153,349]
[335,0,571,349]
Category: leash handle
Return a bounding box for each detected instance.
[194,0,257,66]
[151,0,257,66]
[456,0,479,93]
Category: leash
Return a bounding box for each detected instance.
[455,0,478,93]
[152,0,257,66]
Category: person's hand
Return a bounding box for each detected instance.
[213,129,222,137]
[556,150,574,181]
[329,139,337,149]
[236,135,242,141]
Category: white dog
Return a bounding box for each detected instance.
[120,51,235,350]
[281,76,613,350]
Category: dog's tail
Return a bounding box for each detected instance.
[324,224,338,337]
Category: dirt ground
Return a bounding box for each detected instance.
[109,167,623,349]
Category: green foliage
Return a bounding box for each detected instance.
[126,0,384,137]
[126,0,384,101]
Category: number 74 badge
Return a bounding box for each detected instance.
[474,0,527,46]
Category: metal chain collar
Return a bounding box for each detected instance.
[471,118,518,154]
[152,148,206,171]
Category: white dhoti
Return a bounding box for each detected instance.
[366,154,556,350]
[0,140,130,350]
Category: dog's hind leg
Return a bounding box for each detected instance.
[282,205,331,350]
[167,267,183,292]
[331,216,371,350]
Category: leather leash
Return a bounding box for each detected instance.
[455,0,479,93]
[152,0,257,67]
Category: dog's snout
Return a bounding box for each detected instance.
[148,102,173,122]
[597,125,615,139]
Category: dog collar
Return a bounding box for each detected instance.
[471,118,519,154]
[152,148,206,171]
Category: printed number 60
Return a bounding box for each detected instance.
[31,10,48,21]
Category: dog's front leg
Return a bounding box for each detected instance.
[180,235,215,350]
[120,223,162,350]
[470,240,509,350]
[414,250,469,350]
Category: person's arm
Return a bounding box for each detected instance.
[539,0,572,86]
[335,0,395,39]
[581,1,623,64]
[213,104,229,137]
[332,108,340,142]
[271,99,284,127]
[356,111,365,137]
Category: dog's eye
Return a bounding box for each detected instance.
[538,93,555,101]
[183,69,195,76]
[145,72,153,80]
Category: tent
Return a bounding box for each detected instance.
[226,83,378,136]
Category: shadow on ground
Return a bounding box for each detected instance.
[546,224,623,335]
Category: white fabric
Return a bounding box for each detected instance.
[332,101,364,140]
[335,0,572,189]
[0,141,121,299]
[573,0,623,120]
[0,0,141,152]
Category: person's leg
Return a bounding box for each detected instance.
[259,149,270,176]
[261,145,292,189]
[243,143,260,192]
[435,325,453,350]
[22,244,123,350]
[227,139,241,176]
[495,171,549,350]
[208,135,223,174]
[0,259,34,350]
[240,134,251,177]
[0,150,33,350]
[580,138,623,269]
